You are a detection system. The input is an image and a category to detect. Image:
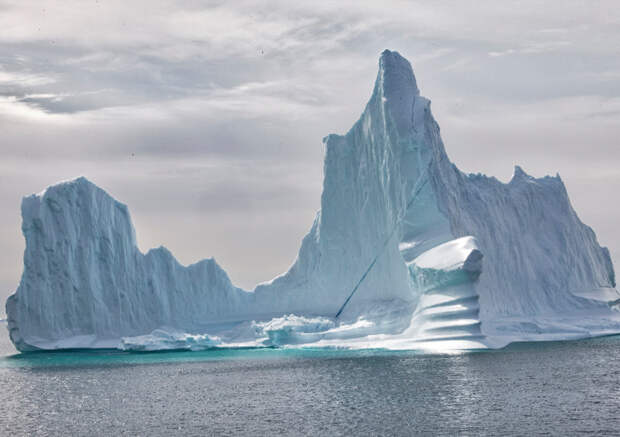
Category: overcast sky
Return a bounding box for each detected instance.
[1,1,619,306]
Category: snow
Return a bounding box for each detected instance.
[410,236,481,271]
[121,329,221,352]
[6,49,620,352]
[257,315,336,347]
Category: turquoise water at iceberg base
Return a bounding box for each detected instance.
[0,326,619,436]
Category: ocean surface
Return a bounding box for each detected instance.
[0,326,618,436]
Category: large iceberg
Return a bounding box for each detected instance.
[6,50,620,352]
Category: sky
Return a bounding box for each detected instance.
[1,0,620,306]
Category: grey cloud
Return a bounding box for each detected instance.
[1,0,620,305]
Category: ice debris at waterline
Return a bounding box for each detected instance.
[6,50,620,352]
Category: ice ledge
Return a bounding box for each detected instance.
[410,236,482,272]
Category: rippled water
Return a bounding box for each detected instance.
[0,326,619,436]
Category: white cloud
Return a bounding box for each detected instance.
[0,95,69,121]
[0,70,55,86]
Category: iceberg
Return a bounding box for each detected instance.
[6,50,620,352]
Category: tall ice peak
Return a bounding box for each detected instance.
[379,49,420,97]
[373,50,423,137]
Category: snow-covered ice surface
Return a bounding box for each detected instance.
[6,50,620,352]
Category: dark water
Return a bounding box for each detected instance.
[0,327,619,436]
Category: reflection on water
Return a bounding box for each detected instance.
[0,326,619,435]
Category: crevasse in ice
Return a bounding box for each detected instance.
[6,50,620,351]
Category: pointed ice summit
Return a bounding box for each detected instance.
[6,50,620,352]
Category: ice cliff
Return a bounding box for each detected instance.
[6,50,620,352]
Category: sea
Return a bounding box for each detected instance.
[0,325,618,436]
